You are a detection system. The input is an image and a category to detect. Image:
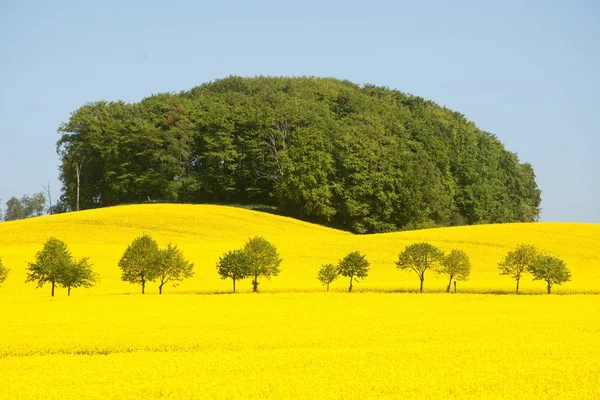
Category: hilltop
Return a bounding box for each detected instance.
[56,76,541,233]
[0,204,598,296]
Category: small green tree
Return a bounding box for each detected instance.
[25,237,72,296]
[157,243,194,294]
[0,257,9,286]
[395,242,444,293]
[244,237,282,292]
[216,249,249,293]
[317,263,338,292]
[498,244,537,294]
[61,257,97,296]
[118,234,160,294]
[337,251,369,292]
[440,249,471,292]
[528,254,571,294]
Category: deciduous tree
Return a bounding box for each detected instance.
[337,251,369,292]
[118,235,160,294]
[528,254,571,294]
[157,243,194,294]
[216,249,249,293]
[25,238,72,296]
[498,244,537,294]
[0,257,9,286]
[243,237,282,292]
[396,242,444,293]
[317,263,338,292]
[440,249,471,292]
[61,257,97,296]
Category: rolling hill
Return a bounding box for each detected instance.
[0,204,598,296]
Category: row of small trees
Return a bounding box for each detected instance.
[0,238,573,296]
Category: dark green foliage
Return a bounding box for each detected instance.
[57,76,541,232]
[61,257,97,296]
[337,251,369,292]
[118,235,161,294]
[498,244,538,294]
[0,257,8,286]
[4,193,47,221]
[157,244,194,294]
[317,263,338,292]
[528,254,571,294]
[216,249,249,293]
[25,238,96,296]
[243,237,282,292]
[396,242,445,293]
[440,249,471,292]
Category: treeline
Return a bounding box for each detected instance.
[57,76,541,233]
[0,239,570,296]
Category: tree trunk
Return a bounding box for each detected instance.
[547,281,551,294]
[446,275,453,293]
[516,277,520,295]
[76,163,81,212]
[348,275,353,292]
[68,286,71,296]
[454,281,457,293]
[159,282,163,295]
[326,283,329,292]
[233,278,236,293]
[419,277,424,293]
[252,273,259,292]
[142,279,146,294]
[51,280,55,297]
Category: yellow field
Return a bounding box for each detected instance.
[0,204,599,295]
[1,205,600,399]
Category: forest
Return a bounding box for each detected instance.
[56,76,541,233]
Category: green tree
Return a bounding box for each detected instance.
[118,235,161,294]
[440,249,471,292]
[528,254,571,294]
[395,242,445,293]
[317,263,338,292]
[337,251,369,292]
[0,257,9,286]
[157,243,194,294]
[216,249,249,293]
[498,244,537,294]
[243,237,282,292]
[25,238,72,296]
[61,257,97,296]
[4,197,26,221]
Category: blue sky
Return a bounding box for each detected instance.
[1,0,598,222]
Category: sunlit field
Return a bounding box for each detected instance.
[1,205,599,399]
[1,294,599,399]
[0,204,599,296]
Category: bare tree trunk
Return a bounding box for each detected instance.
[252,273,259,292]
[326,283,329,292]
[446,275,453,293]
[419,277,424,293]
[68,286,71,296]
[348,275,353,292]
[76,163,81,212]
[42,182,52,215]
[454,281,457,293]
[516,277,520,295]
[142,279,146,294]
[547,281,551,294]
[159,282,163,294]
[233,278,236,293]
[51,280,55,297]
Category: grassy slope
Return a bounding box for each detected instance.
[0,204,599,296]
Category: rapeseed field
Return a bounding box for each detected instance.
[1,205,599,399]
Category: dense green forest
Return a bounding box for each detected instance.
[57,76,541,233]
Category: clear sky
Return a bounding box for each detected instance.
[1,0,598,222]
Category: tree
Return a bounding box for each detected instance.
[498,244,537,294]
[0,257,9,286]
[25,238,72,296]
[243,237,282,292]
[395,242,445,293]
[42,182,53,215]
[25,192,47,216]
[4,197,26,221]
[118,235,160,294]
[528,254,571,294]
[317,263,338,292]
[61,257,97,296]
[440,249,471,292]
[337,251,369,292]
[157,243,194,294]
[216,249,249,293]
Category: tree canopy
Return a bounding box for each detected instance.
[57,76,541,233]
[337,251,369,292]
[396,242,445,293]
[0,257,8,287]
[528,254,571,294]
[498,244,538,294]
[118,235,161,294]
[243,236,282,292]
